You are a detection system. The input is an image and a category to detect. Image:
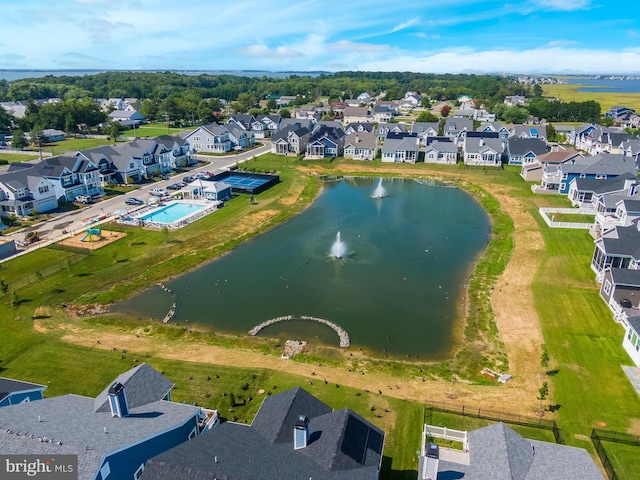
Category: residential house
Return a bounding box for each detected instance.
[382,135,419,163]
[280,118,314,131]
[344,122,374,135]
[357,92,372,103]
[294,105,320,121]
[0,377,46,407]
[226,114,256,132]
[344,132,378,160]
[600,267,640,323]
[540,153,637,195]
[592,179,640,234]
[411,122,440,146]
[227,124,255,149]
[510,124,547,143]
[421,422,603,480]
[463,137,506,167]
[183,124,232,153]
[399,92,420,110]
[342,107,371,124]
[0,101,27,119]
[506,137,548,165]
[153,135,195,169]
[552,124,576,143]
[605,106,637,118]
[257,114,282,137]
[373,105,394,123]
[271,125,311,155]
[142,387,385,480]
[108,109,146,127]
[42,129,66,142]
[188,180,232,202]
[504,95,526,106]
[277,96,297,108]
[0,168,58,217]
[572,123,601,150]
[444,118,473,143]
[330,101,348,115]
[305,126,345,159]
[33,155,103,201]
[424,141,458,165]
[591,219,640,281]
[112,139,174,178]
[453,108,475,119]
[376,122,406,142]
[0,363,219,480]
[522,148,584,183]
[623,314,640,367]
[79,145,143,184]
[568,174,638,208]
[476,121,509,139]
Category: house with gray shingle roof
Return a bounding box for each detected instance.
[506,137,548,166]
[523,148,584,183]
[0,363,218,480]
[31,154,103,201]
[593,179,640,233]
[344,132,377,160]
[463,137,506,167]
[153,135,195,168]
[0,168,58,217]
[591,219,640,283]
[411,121,440,146]
[568,173,638,208]
[540,153,637,195]
[271,125,311,155]
[182,124,232,153]
[423,422,603,480]
[108,109,146,127]
[424,141,458,165]
[476,121,510,139]
[0,377,46,407]
[509,124,547,143]
[382,135,419,163]
[344,122,374,134]
[141,387,385,480]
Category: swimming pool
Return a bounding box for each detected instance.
[139,202,205,224]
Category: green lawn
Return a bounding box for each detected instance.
[0,152,39,163]
[124,123,190,138]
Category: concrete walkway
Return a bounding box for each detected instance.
[622,365,640,397]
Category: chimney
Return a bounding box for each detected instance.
[294,415,310,449]
[479,139,484,146]
[624,177,637,194]
[108,382,129,418]
[421,443,440,480]
[355,135,360,144]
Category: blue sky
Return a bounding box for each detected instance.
[1,0,639,74]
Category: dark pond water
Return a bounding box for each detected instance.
[113,177,491,359]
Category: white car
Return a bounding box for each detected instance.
[150,188,169,197]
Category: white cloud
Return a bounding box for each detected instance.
[544,39,580,47]
[536,0,591,11]
[329,41,391,53]
[236,45,303,59]
[391,17,420,33]
[354,47,640,75]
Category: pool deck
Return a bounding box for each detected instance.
[118,199,220,229]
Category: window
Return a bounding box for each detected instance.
[100,462,111,479]
[133,464,144,480]
[603,280,612,295]
[189,426,197,439]
[38,186,49,194]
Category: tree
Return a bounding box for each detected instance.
[540,350,549,378]
[420,97,432,109]
[11,128,28,150]
[416,111,438,123]
[280,108,291,119]
[532,84,543,97]
[0,279,8,295]
[502,105,530,124]
[440,105,451,117]
[537,382,549,416]
[108,122,121,141]
[266,99,277,111]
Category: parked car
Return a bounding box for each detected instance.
[150,188,169,197]
[166,183,184,191]
[125,197,144,205]
[75,195,92,204]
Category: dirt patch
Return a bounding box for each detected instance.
[58,230,126,250]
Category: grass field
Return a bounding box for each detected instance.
[543,83,640,112]
[0,152,39,163]
[1,156,639,478]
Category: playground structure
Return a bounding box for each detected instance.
[81,228,102,242]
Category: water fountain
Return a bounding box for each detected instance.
[330,231,347,259]
[372,178,388,199]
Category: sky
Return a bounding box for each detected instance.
[1,0,639,75]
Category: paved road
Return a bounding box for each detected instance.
[2,142,271,257]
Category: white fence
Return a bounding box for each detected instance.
[538,207,595,229]
[423,424,469,452]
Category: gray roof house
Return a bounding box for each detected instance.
[591,219,640,282]
[510,124,547,142]
[522,148,584,183]
[444,118,473,143]
[476,121,510,139]
[382,136,420,163]
[183,124,232,153]
[425,422,603,480]
[141,387,385,480]
[0,377,47,407]
[411,122,440,145]
[0,363,219,480]
[568,173,638,209]
[463,137,506,167]
[424,141,458,165]
[344,132,378,160]
[506,137,548,166]
[0,167,59,217]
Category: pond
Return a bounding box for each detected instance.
[112,177,491,359]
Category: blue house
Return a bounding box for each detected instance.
[541,153,637,195]
[506,137,548,166]
[0,377,47,407]
[0,363,219,480]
